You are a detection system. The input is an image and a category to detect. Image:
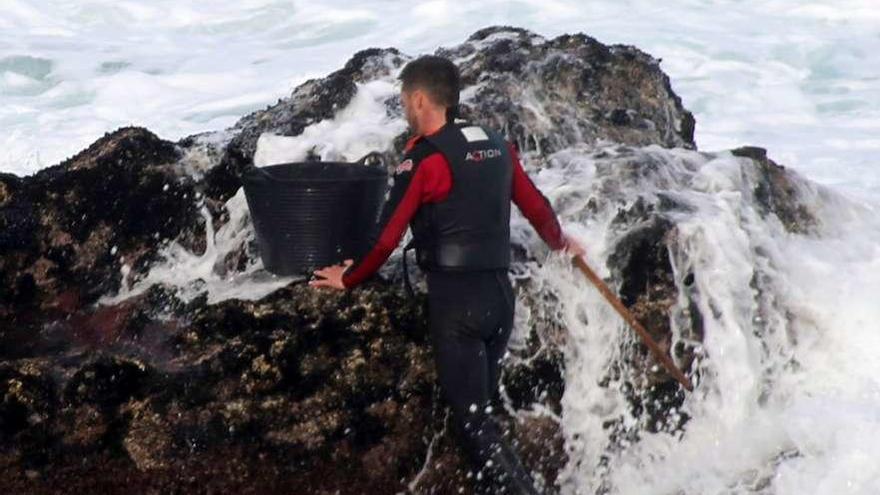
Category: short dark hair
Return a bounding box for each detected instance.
[398,55,460,119]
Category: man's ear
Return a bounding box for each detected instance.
[414,89,427,111]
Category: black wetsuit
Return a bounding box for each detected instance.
[427,267,541,494]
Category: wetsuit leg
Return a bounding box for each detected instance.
[427,269,540,495]
[485,269,515,410]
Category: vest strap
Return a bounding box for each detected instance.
[401,235,510,299]
[402,237,417,299]
[418,237,510,270]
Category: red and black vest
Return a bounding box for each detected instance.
[402,120,513,293]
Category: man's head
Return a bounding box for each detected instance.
[398,55,460,135]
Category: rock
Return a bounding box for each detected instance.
[121,398,173,471]
[502,347,565,414]
[62,354,156,410]
[59,403,109,449]
[0,127,204,319]
[0,360,56,441]
[511,415,568,492]
[441,26,696,155]
[735,146,817,234]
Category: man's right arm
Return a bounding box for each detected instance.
[341,158,419,288]
[508,141,568,251]
[341,143,450,288]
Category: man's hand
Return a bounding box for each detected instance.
[308,259,353,290]
[562,231,587,259]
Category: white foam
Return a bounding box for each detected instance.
[512,144,880,494]
[253,78,407,166]
[96,187,298,307]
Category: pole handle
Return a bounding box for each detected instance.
[572,255,694,392]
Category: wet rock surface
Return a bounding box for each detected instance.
[442,26,696,155]
[0,26,817,494]
[0,126,205,320]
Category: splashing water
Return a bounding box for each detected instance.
[514,143,880,494]
[96,188,301,306]
[97,75,406,306]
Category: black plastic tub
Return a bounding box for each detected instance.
[242,152,388,276]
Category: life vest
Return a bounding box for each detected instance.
[401,119,513,295]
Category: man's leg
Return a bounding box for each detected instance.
[428,299,500,473]
[427,270,540,495]
[485,269,515,410]
[479,270,542,495]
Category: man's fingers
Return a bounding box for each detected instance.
[563,243,586,259]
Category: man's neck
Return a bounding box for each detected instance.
[420,116,448,136]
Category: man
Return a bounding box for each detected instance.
[309,55,585,494]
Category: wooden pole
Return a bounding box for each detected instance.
[571,255,694,392]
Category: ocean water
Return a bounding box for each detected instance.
[6,2,880,494]
[3,0,879,200]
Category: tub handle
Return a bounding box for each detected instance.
[356,151,385,167]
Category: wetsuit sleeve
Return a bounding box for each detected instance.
[508,141,567,251]
[341,153,449,288]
